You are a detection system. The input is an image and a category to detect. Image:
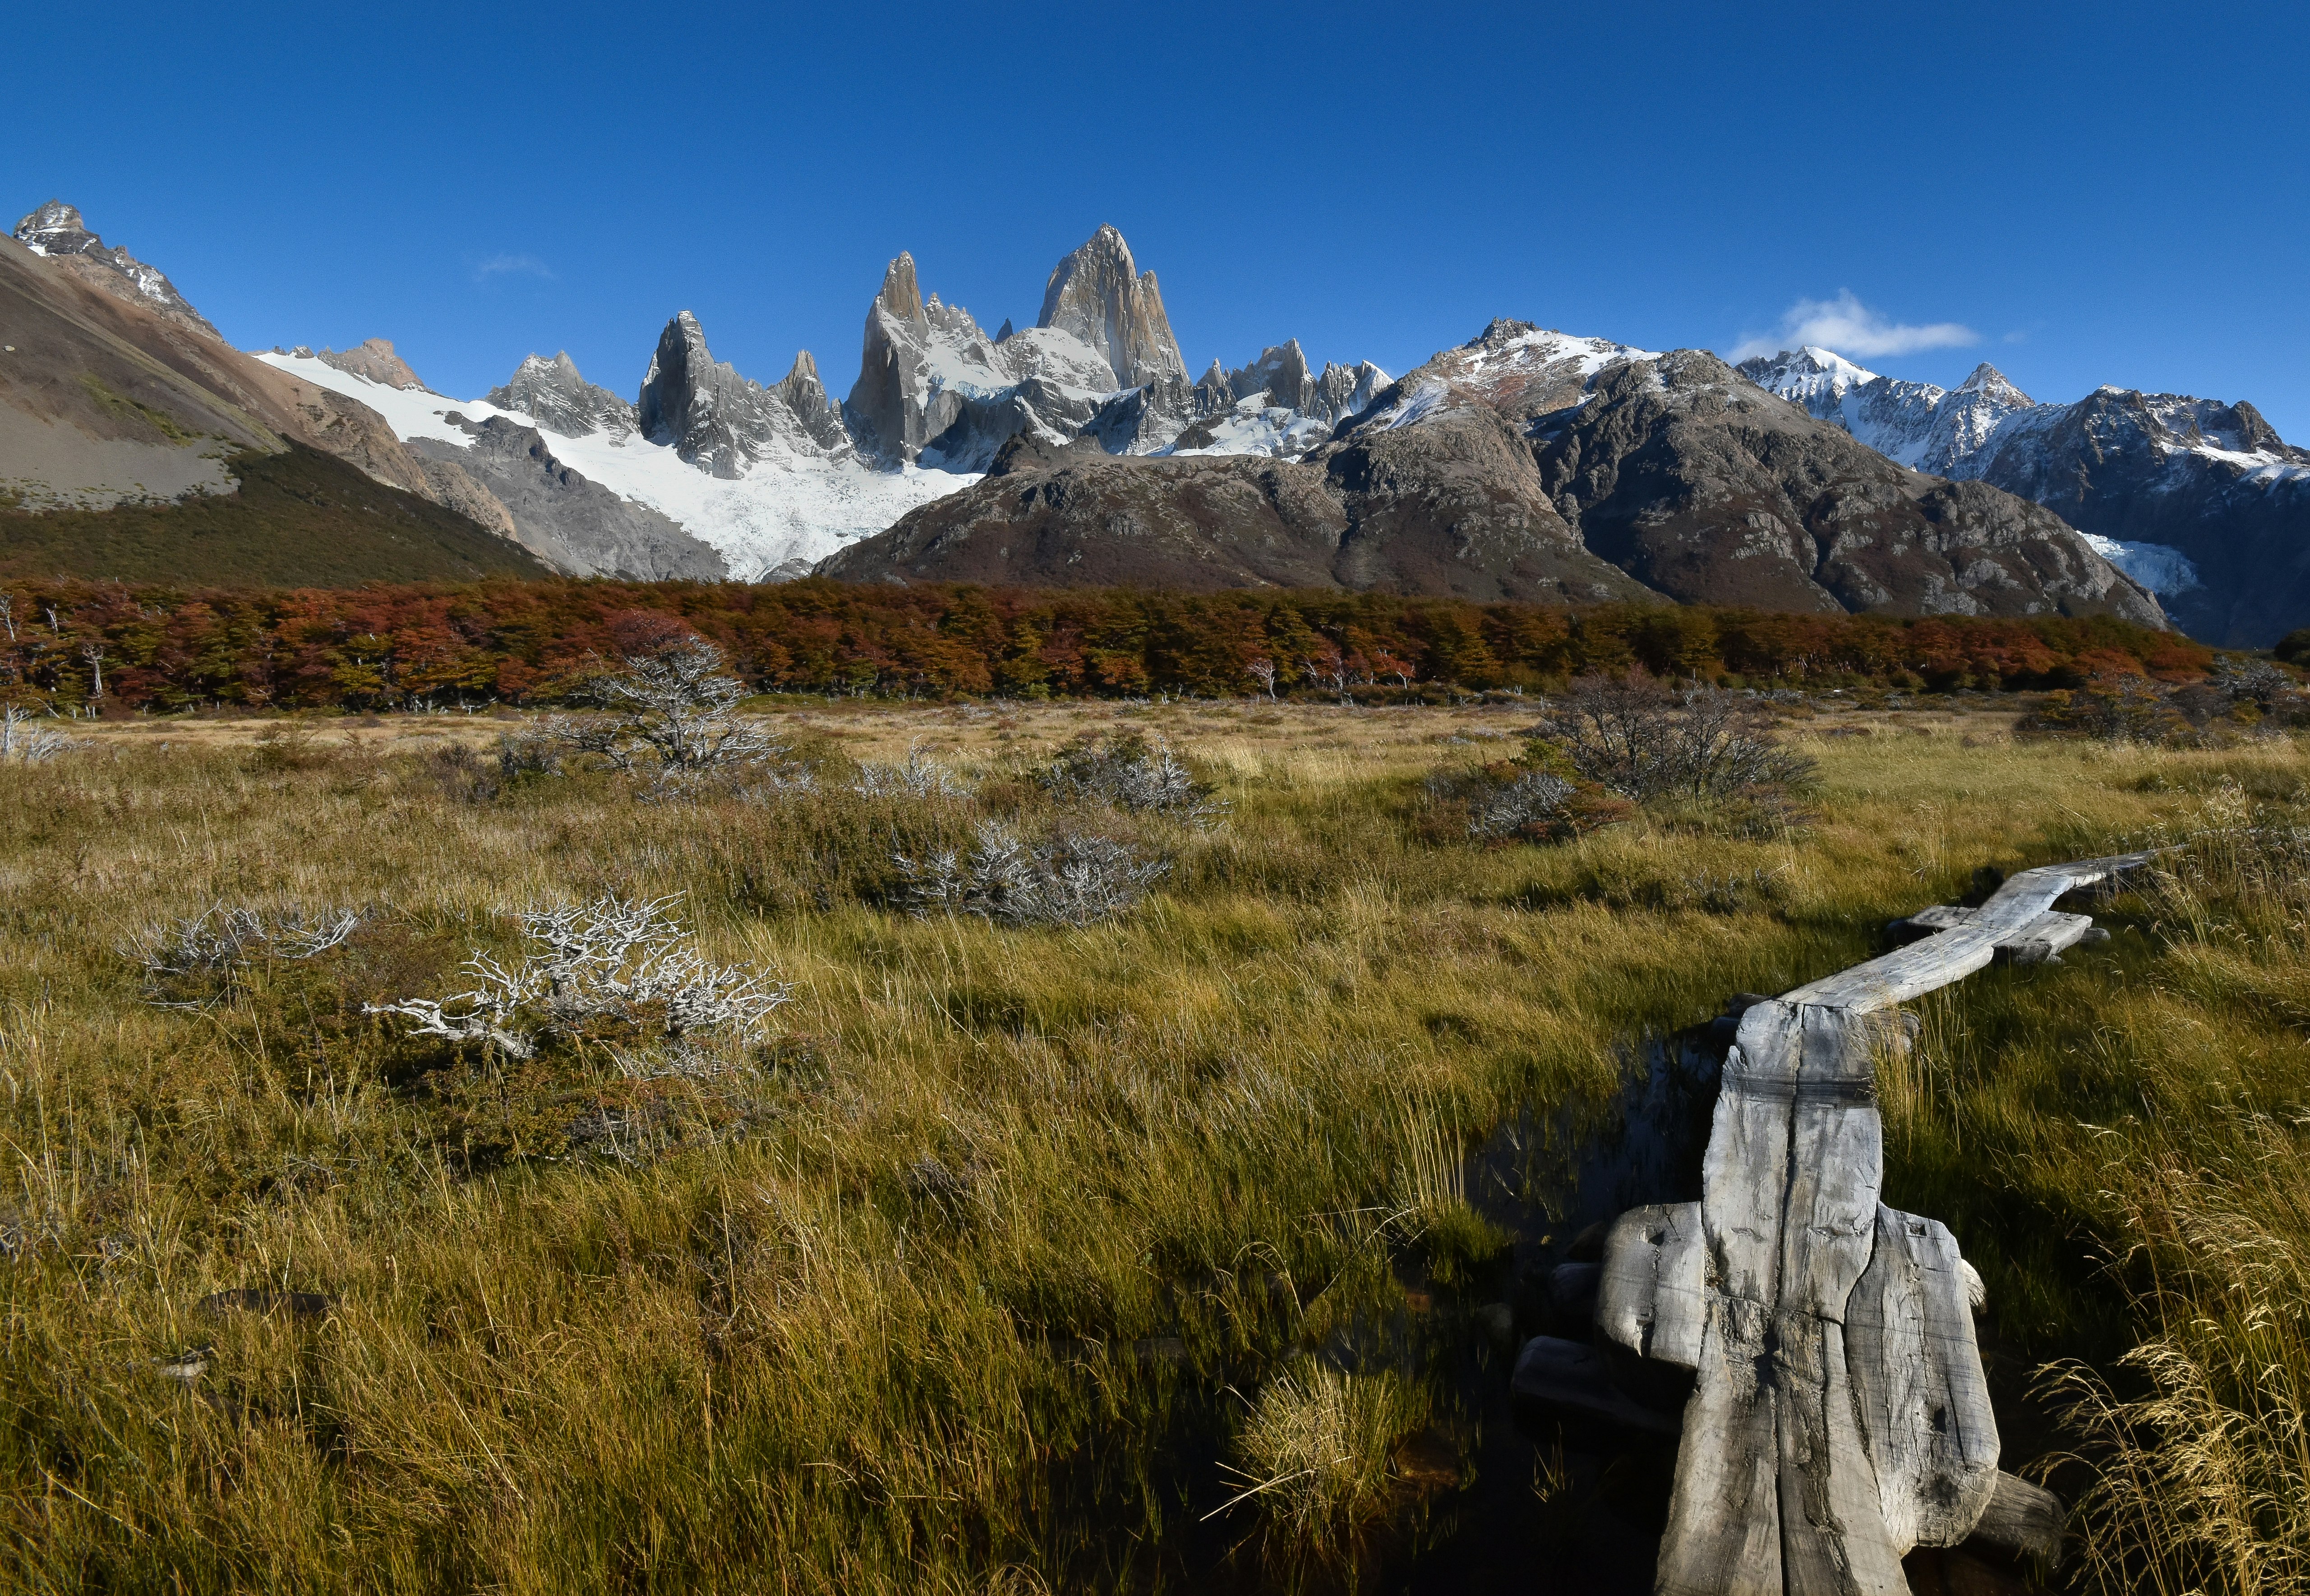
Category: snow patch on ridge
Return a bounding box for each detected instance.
[258,354,972,580]
[2078,534,2202,596]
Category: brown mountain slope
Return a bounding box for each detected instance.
[1527,348,2163,624]
[0,442,550,586]
[816,419,1660,603]
[0,235,514,534]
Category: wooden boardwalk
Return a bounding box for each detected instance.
[1526,854,2152,1595]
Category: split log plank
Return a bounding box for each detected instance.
[1845,1208,2000,1553]
[1771,1007,1905,1595]
[1646,856,2137,1594]
[1967,1470,2064,1563]
[1655,1001,1803,1596]
[1782,853,2155,1012]
[1596,1202,1706,1370]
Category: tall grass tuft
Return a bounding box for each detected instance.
[1222,1364,1428,1568]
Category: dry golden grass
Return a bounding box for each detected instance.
[1,701,2304,1591]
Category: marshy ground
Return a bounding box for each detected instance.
[3,698,2303,1593]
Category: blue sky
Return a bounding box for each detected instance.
[15,0,2309,435]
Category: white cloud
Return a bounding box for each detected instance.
[472,253,553,283]
[1729,290,1977,362]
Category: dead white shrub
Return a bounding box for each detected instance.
[896,822,1168,928]
[366,892,789,1067]
[1,704,76,763]
[1450,767,1580,841]
[853,743,971,798]
[126,901,363,1006]
[1040,731,1226,822]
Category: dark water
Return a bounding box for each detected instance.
[1399,1029,1726,1595]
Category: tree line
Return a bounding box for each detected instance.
[0,578,2218,712]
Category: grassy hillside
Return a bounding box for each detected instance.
[0,444,551,586]
[0,701,2301,1592]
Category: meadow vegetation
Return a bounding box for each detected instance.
[0,688,2304,1592]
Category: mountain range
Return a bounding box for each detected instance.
[4,198,2300,640]
[1737,347,2310,644]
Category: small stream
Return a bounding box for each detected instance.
[1401,1026,1726,1593]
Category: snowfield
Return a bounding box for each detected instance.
[256,353,975,580]
[2078,534,2203,597]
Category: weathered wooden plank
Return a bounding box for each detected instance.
[1771,1007,1905,1594]
[1845,1207,2000,1553]
[1783,851,2155,1012]
[1778,1317,1909,1595]
[1637,855,2141,1593]
[1972,852,2156,936]
[1968,1470,2065,1563]
[1779,925,2002,1012]
[1596,1202,1705,1370]
[1656,1001,1801,1596]
[1995,910,2095,966]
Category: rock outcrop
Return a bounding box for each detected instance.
[487,351,636,440]
[10,200,221,341]
[315,338,426,391]
[639,311,853,477]
[1744,345,2310,642]
[843,249,1125,469]
[1200,340,1386,425]
[816,415,1657,603]
[408,416,726,579]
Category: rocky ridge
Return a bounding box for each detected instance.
[408,416,724,580]
[825,322,2163,629]
[486,352,636,441]
[640,311,852,477]
[1742,345,2310,643]
[10,200,221,340]
[312,338,426,391]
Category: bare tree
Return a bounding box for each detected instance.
[1302,644,1356,705]
[1245,657,1279,701]
[367,893,788,1071]
[1531,674,1814,800]
[1,703,74,762]
[567,638,781,774]
[78,643,104,701]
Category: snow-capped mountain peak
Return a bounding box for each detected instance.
[1953,362,2033,408]
[1736,345,1884,410]
[10,198,220,340]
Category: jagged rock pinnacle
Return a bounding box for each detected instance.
[1036,225,1187,388]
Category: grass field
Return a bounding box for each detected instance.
[1,697,2303,1593]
